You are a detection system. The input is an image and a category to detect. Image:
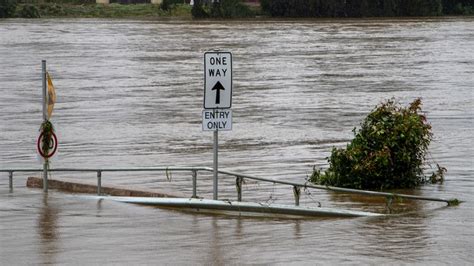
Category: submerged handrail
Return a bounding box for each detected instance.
[216,169,458,205]
[1,167,459,206]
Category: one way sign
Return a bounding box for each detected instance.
[204,51,232,109]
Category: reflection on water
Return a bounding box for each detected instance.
[356,215,429,262]
[37,194,59,265]
[0,17,473,264]
[328,189,426,214]
[207,216,224,265]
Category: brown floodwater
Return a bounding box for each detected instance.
[0,17,473,264]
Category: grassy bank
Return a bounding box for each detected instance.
[14,3,192,18]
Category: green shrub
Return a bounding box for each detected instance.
[192,0,253,18]
[310,99,445,190]
[169,3,192,16]
[220,0,253,18]
[38,3,65,16]
[0,0,17,18]
[160,0,183,11]
[191,0,209,18]
[18,4,40,18]
[210,1,223,17]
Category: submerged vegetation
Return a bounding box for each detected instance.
[310,99,446,190]
[39,120,55,159]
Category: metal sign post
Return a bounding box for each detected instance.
[203,51,233,200]
[213,128,218,200]
[41,60,48,193]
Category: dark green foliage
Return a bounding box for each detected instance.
[160,0,171,11]
[160,0,182,11]
[18,4,40,18]
[447,199,461,206]
[399,0,442,16]
[210,1,223,17]
[38,3,65,16]
[192,0,253,18]
[192,0,209,18]
[442,0,473,15]
[0,0,17,18]
[220,0,253,18]
[260,0,270,13]
[262,0,445,17]
[40,120,54,157]
[310,99,445,190]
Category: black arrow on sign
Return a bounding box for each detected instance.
[211,81,225,104]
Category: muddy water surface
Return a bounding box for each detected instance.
[0,18,473,264]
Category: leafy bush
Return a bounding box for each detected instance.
[0,0,17,18]
[310,99,445,190]
[18,4,40,18]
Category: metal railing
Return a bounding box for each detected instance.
[1,167,458,207]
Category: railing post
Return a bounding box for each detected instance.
[192,170,197,198]
[97,171,102,196]
[236,176,243,202]
[9,171,13,192]
[293,186,301,206]
[386,196,393,214]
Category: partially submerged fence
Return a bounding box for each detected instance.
[1,167,459,208]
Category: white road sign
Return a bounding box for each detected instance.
[204,52,232,109]
[202,109,232,131]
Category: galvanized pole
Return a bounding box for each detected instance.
[213,126,218,200]
[192,170,197,198]
[8,171,13,192]
[236,176,243,202]
[42,60,48,193]
[97,171,102,195]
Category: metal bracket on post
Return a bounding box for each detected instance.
[8,171,13,192]
[192,170,197,198]
[97,171,102,196]
[293,186,301,206]
[236,176,243,202]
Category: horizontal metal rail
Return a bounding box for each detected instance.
[216,169,457,205]
[0,167,210,173]
[1,167,458,206]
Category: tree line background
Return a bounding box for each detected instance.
[260,0,473,17]
[1,0,473,19]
